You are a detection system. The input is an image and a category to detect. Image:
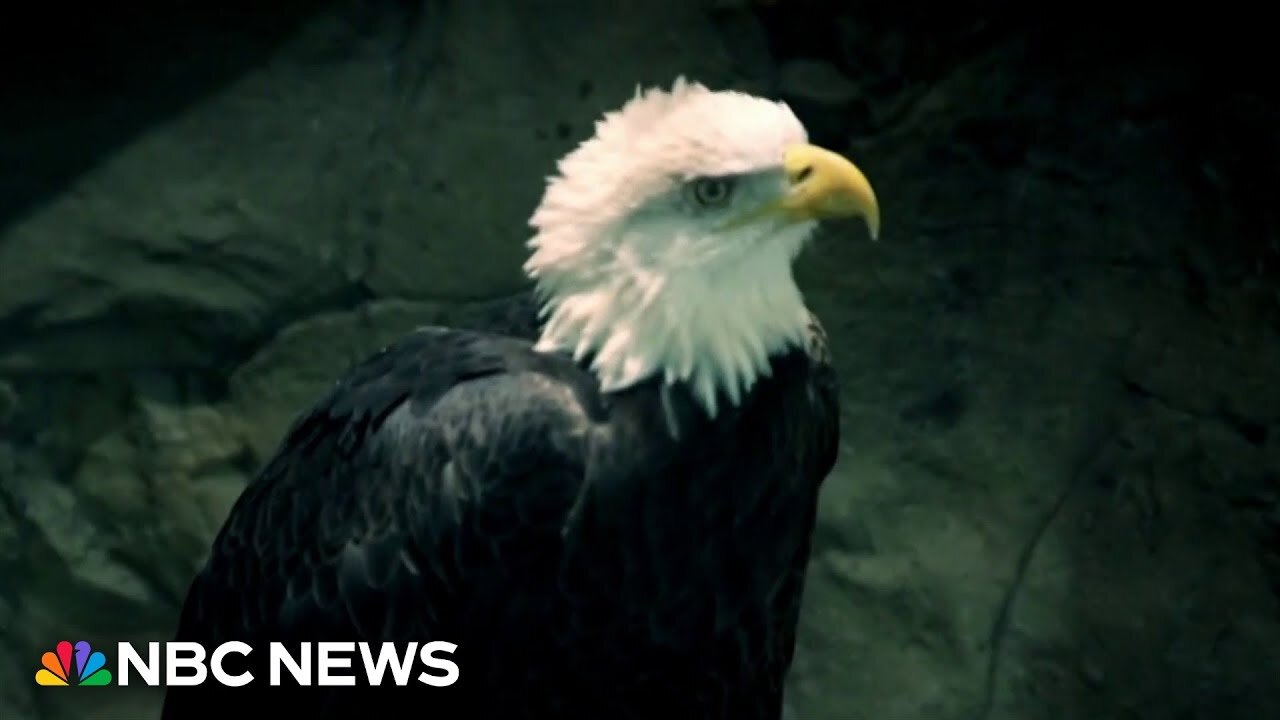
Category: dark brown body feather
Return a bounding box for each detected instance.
[162,309,839,720]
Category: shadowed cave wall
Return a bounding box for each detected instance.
[1,2,1277,719]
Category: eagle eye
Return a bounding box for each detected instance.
[688,177,736,209]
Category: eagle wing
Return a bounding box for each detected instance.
[162,327,598,710]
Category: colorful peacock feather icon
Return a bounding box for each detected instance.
[35,640,112,686]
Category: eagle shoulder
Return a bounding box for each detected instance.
[175,327,600,644]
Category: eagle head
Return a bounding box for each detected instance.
[525,77,879,417]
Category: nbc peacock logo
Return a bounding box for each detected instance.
[35,640,113,687]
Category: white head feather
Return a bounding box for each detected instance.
[525,78,820,418]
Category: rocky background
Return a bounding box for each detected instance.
[2,2,1277,718]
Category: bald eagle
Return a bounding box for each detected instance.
[161,78,879,720]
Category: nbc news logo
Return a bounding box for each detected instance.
[36,641,112,687]
[35,638,460,687]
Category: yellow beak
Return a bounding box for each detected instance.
[778,143,880,240]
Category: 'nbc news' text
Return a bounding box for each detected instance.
[113,641,459,687]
